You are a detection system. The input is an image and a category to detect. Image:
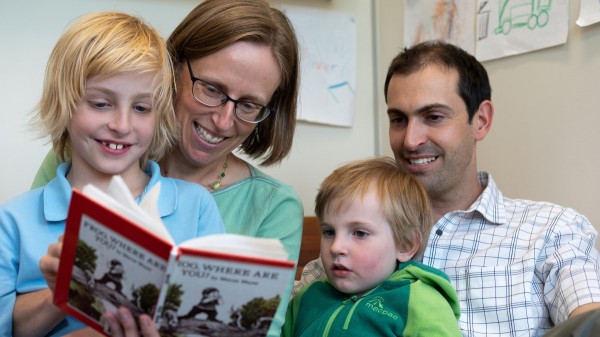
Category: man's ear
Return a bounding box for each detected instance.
[396,241,420,263]
[473,100,494,142]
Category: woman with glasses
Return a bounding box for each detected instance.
[32,0,302,335]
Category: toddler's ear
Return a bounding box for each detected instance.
[395,241,419,262]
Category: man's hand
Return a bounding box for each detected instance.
[570,303,600,318]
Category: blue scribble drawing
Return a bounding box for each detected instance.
[328,81,354,103]
[495,0,553,35]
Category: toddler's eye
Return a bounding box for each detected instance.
[354,230,368,238]
[322,229,335,238]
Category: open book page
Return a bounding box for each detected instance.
[178,234,289,260]
[154,237,295,336]
[82,176,173,244]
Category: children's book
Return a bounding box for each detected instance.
[55,176,295,337]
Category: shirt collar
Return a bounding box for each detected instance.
[42,163,72,222]
[461,171,508,226]
[141,160,176,218]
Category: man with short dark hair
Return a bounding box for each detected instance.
[294,40,600,336]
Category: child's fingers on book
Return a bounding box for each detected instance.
[39,253,58,272]
[104,307,143,337]
[46,241,62,257]
[102,311,130,337]
[39,254,60,290]
[138,315,160,337]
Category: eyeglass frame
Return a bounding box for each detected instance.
[185,59,273,124]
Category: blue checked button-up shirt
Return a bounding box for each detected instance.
[294,172,600,337]
[423,172,600,337]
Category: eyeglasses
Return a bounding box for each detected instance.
[186,59,272,123]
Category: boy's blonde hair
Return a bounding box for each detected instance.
[32,11,177,165]
[315,157,433,259]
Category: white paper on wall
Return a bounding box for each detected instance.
[475,0,569,61]
[283,5,357,127]
[404,0,476,53]
[576,0,600,26]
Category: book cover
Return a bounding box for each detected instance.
[55,188,173,334]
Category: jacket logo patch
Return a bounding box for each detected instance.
[365,296,399,320]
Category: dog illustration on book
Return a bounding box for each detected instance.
[95,259,126,294]
[179,287,223,322]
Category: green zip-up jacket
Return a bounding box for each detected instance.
[282,260,461,337]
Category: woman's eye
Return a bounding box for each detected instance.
[202,83,222,97]
[238,101,260,112]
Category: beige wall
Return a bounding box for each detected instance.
[375,0,600,249]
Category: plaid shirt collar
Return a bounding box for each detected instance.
[456,171,507,227]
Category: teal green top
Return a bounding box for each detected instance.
[283,260,462,337]
[31,150,304,337]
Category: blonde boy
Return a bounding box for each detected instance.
[0,12,224,336]
[283,157,461,336]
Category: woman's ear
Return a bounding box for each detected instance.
[395,241,419,263]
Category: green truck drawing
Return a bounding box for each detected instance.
[495,0,553,34]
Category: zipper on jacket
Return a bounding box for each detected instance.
[321,295,364,336]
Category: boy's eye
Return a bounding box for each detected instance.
[88,100,109,109]
[133,104,152,114]
[321,229,335,238]
[353,230,368,238]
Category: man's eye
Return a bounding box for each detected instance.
[428,114,443,121]
[389,115,406,125]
